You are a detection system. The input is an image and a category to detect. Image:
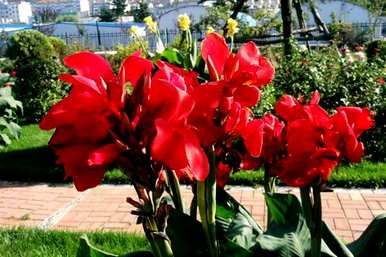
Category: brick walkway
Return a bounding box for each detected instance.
[1,182,386,242]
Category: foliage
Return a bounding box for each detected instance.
[48,36,69,61]
[107,41,146,73]
[328,20,369,47]
[129,2,151,23]
[98,8,117,22]
[6,30,54,60]
[6,30,66,123]
[0,72,22,147]
[0,58,14,73]
[33,7,58,23]
[55,13,80,23]
[366,40,386,60]
[112,0,127,18]
[0,228,149,257]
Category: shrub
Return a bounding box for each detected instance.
[0,72,22,147]
[0,58,14,73]
[6,30,54,60]
[107,42,146,73]
[366,40,386,61]
[6,30,66,123]
[48,36,68,61]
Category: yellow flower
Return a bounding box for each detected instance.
[206,26,215,34]
[226,18,239,38]
[144,16,158,33]
[178,14,191,31]
[129,25,140,36]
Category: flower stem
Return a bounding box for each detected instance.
[300,185,322,257]
[311,184,322,257]
[197,146,218,257]
[166,169,184,213]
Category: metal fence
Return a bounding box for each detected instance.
[52,22,385,51]
[54,30,205,51]
[1,22,384,55]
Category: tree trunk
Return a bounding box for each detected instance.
[308,0,330,36]
[293,0,309,49]
[280,0,293,56]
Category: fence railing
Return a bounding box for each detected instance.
[1,22,384,54]
[52,22,385,50]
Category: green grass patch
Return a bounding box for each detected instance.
[0,228,150,257]
[1,124,386,188]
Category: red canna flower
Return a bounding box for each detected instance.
[40,51,153,191]
[267,91,374,187]
[9,71,16,77]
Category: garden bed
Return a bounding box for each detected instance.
[1,124,385,188]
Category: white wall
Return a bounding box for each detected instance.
[18,2,33,23]
[303,0,374,25]
[158,5,207,31]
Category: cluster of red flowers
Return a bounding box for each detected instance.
[40,32,275,191]
[258,91,374,187]
[40,32,373,191]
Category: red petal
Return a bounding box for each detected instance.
[241,119,264,157]
[88,143,124,166]
[118,53,153,88]
[233,85,261,107]
[151,119,188,169]
[64,52,115,88]
[201,33,229,78]
[183,129,209,181]
[237,42,261,69]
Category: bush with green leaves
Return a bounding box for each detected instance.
[48,36,69,61]
[0,72,22,147]
[107,41,147,73]
[366,40,386,61]
[6,30,66,123]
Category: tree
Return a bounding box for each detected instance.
[98,7,117,22]
[129,1,151,23]
[112,0,127,18]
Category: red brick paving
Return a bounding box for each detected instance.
[1,183,386,243]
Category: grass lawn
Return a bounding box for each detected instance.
[1,124,386,188]
[0,228,150,257]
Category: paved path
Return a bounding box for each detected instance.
[1,182,386,242]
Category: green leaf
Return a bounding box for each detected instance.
[347,213,386,257]
[76,235,153,257]
[265,193,295,226]
[166,209,209,257]
[160,48,183,65]
[76,235,117,257]
[0,133,11,145]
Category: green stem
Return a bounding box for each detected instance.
[312,184,322,257]
[230,36,234,52]
[263,166,273,227]
[143,217,174,257]
[300,185,322,257]
[166,169,184,213]
[197,147,218,257]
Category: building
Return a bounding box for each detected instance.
[32,0,90,17]
[0,1,33,23]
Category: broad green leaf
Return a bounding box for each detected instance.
[160,48,183,65]
[0,133,11,145]
[265,193,295,225]
[166,209,208,257]
[347,213,386,257]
